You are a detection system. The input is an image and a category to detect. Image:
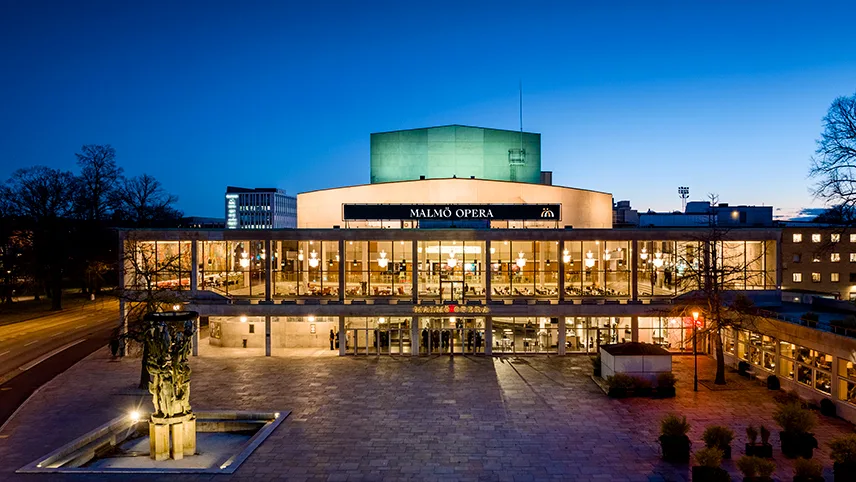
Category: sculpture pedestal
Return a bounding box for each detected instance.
[149,413,196,460]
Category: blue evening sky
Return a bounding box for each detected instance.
[2,1,855,219]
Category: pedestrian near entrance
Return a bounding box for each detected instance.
[329,329,335,350]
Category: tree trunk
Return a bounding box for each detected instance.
[714,327,726,384]
[139,342,150,390]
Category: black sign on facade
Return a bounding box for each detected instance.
[342,204,561,221]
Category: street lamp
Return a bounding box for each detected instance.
[691,310,700,392]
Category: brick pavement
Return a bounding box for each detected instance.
[0,350,853,481]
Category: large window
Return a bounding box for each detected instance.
[564,240,630,298]
[346,241,412,298]
[838,360,856,407]
[272,240,339,298]
[417,241,483,301]
[491,241,557,298]
[199,240,264,298]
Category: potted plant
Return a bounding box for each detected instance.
[767,375,780,391]
[606,373,636,398]
[656,371,677,398]
[736,456,775,482]
[793,457,825,482]
[692,447,731,482]
[829,434,856,482]
[659,413,691,463]
[703,425,735,459]
[774,402,818,459]
[592,354,601,377]
[738,361,751,377]
[820,398,836,417]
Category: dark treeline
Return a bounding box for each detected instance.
[0,145,182,310]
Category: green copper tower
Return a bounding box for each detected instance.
[370,125,541,184]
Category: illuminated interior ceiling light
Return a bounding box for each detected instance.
[562,249,571,264]
[492,259,501,271]
[172,304,180,311]
[308,250,319,268]
[584,250,595,268]
[378,317,386,323]
[603,249,611,261]
[260,249,266,260]
[308,315,315,322]
[516,252,526,268]
[653,251,664,268]
[545,259,551,267]
[240,315,248,323]
[417,246,423,254]
[489,247,496,255]
[297,249,304,262]
[377,250,389,268]
[239,252,250,268]
[335,254,340,262]
[447,252,458,268]
[640,246,648,260]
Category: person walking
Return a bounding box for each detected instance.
[329,329,335,350]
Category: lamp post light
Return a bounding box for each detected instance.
[691,310,700,392]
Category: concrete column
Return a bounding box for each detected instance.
[264,239,272,301]
[485,240,492,302]
[484,316,493,355]
[192,314,199,356]
[631,315,639,342]
[190,240,199,296]
[832,355,841,402]
[338,239,346,302]
[411,316,420,356]
[338,316,346,356]
[630,239,638,301]
[557,316,566,355]
[119,299,128,356]
[411,241,418,304]
[558,240,566,303]
[265,315,272,356]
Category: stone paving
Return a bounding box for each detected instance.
[0,348,854,481]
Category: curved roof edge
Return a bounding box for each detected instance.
[297,177,612,197]
[370,124,540,136]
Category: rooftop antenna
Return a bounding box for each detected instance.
[508,81,526,181]
[678,186,690,212]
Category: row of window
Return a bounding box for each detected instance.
[792,233,856,243]
[792,252,856,263]
[791,272,851,283]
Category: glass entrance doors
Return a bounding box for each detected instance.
[418,317,485,355]
[441,281,463,302]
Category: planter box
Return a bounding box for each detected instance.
[659,435,690,463]
[691,466,730,482]
[780,432,818,459]
[745,443,773,458]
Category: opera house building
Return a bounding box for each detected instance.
[121,125,779,358]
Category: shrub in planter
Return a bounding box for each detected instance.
[738,361,751,377]
[634,376,653,396]
[703,425,735,459]
[820,398,836,417]
[736,456,776,482]
[829,434,856,482]
[767,375,780,391]
[659,413,691,463]
[793,457,825,482]
[606,373,635,398]
[746,426,773,458]
[774,390,804,406]
[774,403,818,459]
[592,354,601,377]
[656,371,677,398]
[692,447,731,482]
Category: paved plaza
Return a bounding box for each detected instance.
[0,348,854,482]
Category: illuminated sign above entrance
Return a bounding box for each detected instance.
[343,204,560,221]
[413,305,490,314]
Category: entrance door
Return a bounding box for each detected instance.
[441,281,463,303]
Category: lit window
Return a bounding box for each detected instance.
[852,253,856,263]
[792,254,801,263]
[832,234,841,243]
[832,253,841,262]
[793,234,803,243]
[812,234,821,243]
[812,272,821,282]
[793,273,802,283]
[851,234,856,243]
[832,273,840,282]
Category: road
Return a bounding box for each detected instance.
[0,299,119,429]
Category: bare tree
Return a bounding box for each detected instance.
[119,232,188,388]
[665,194,767,385]
[112,174,181,227]
[5,166,79,310]
[810,92,856,214]
[75,144,122,222]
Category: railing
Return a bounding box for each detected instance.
[759,309,856,339]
